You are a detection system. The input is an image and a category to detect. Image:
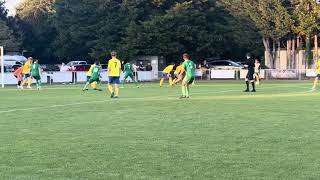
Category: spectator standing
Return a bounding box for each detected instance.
[146,63,152,71]
[138,61,145,71]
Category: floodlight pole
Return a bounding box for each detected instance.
[0,46,4,88]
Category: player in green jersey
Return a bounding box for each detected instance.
[179,53,195,99]
[82,61,102,91]
[121,62,139,88]
[30,59,42,90]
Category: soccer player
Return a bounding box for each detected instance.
[107,51,121,98]
[160,63,175,87]
[13,66,23,89]
[122,62,139,88]
[21,57,33,89]
[83,61,101,91]
[179,53,195,99]
[254,59,261,85]
[311,60,320,92]
[171,62,183,85]
[86,62,98,90]
[243,53,256,92]
[30,59,42,90]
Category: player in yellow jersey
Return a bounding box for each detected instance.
[107,51,122,98]
[21,57,33,89]
[311,61,320,92]
[159,63,174,87]
[171,63,183,86]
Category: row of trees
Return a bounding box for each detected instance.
[3,0,320,66]
[220,0,320,68]
[5,0,262,64]
[0,1,21,51]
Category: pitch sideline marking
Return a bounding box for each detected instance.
[0,85,312,114]
[0,100,108,114]
[0,83,311,91]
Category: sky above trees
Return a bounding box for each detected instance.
[5,0,22,15]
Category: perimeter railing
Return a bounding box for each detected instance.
[0,69,317,85]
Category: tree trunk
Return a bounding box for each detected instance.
[297,36,300,49]
[292,38,296,69]
[277,39,281,69]
[306,35,312,68]
[287,39,292,69]
[272,39,276,68]
[262,36,273,68]
[314,33,318,66]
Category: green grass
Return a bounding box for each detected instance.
[1,80,320,180]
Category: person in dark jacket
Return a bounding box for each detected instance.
[146,63,153,71]
[243,53,256,92]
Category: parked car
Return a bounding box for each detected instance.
[3,55,27,72]
[72,64,91,71]
[236,61,247,66]
[9,64,23,72]
[63,61,88,71]
[66,61,87,66]
[42,64,61,71]
[208,60,243,70]
[0,66,6,72]
[100,64,108,71]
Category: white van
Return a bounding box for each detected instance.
[3,55,27,66]
[2,55,27,72]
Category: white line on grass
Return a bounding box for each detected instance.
[0,100,108,114]
[0,85,312,114]
[0,83,311,91]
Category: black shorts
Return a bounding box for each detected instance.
[246,72,254,81]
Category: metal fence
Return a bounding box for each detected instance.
[192,69,317,81]
[0,69,317,86]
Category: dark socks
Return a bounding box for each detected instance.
[246,81,249,90]
[251,82,255,90]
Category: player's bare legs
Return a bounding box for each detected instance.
[27,78,32,88]
[255,74,260,85]
[180,80,189,99]
[311,78,318,92]
[114,84,120,98]
[159,78,164,87]
[108,83,114,97]
[83,82,90,91]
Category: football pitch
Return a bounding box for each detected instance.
[1,81,320,180]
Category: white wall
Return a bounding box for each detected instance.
[265,49,319,70]
[1,71,156,85]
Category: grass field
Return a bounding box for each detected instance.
[1,80,320,180]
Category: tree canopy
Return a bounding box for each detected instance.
[219,0,320,68]
[12,0,262,64]
[9,0,320,66]
[0,0,21,52]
